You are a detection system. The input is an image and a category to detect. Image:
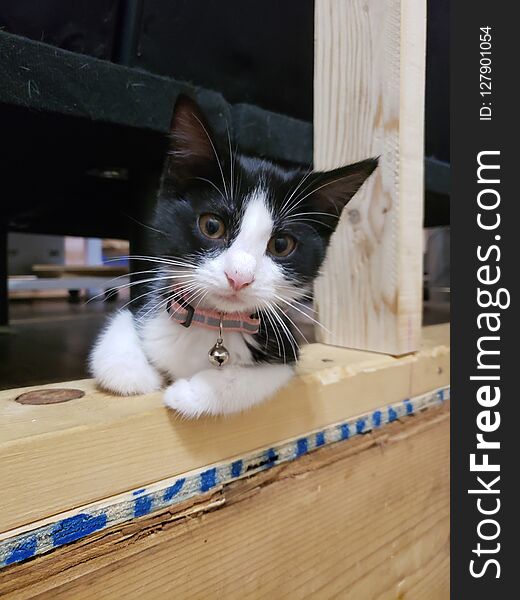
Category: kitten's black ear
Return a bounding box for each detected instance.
[308,158,379,218]
[165,95,217,182]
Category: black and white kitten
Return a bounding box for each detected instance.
[90,96,377,418]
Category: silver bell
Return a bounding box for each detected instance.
[208,338,230,368]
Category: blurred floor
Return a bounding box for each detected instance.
[0,296,124,390]
[0,296,450,390]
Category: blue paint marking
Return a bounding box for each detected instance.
[388,406,398,422]
[356,419,366,434]
[315,432,326,447]
[52,513,107,547]
[200,468,217,492]
[372,411,382,428]
[231,460,243,478]
[296,438,308,456]
[134,495,153,518]
[404,399,414,415]
[132,488,145,496]
[163,478,185,501]
[264,448,278,468]
[340,423,350,440]
[5,536,37,565]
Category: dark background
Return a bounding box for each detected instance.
[0,0,449,159]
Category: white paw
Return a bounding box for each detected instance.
[90,309,163,396]
[164,377,216,418]
[95,362,163,396]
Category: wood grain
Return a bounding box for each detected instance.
[0,325,448,534]
[0,403,450,599]
[313,0,427,354]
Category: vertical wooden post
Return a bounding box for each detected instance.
[313,0,426,354]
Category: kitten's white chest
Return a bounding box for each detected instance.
[140,311,254,380]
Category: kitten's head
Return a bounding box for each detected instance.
[151,95,377,314]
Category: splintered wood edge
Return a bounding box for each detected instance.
[0,386,449,569]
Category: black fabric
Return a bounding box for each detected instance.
[134,0,314,122]
[0,0,120,60]
[0,31,312,165]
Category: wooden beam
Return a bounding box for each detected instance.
[0,402,449,599]
[313,0,427,354]
[0,324,448,534]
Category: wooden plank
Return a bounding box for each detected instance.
[313,0,427,354]
[8,276,129,292]
[0,324,448,533]
[0,402,449,599]
[31,266,128,278]
[0,384,448,566]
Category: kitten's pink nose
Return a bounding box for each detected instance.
[225,272,254,292]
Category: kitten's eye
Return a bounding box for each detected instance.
[267,234,296,257]
[199,214,226,239]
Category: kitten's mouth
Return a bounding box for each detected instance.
[211,291,254,312]
[215,291,240,301]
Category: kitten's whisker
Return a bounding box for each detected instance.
[105,255,197,269]
[193,289,210,311]
[266,302,299,361]
[262,305,284,362]
[192,113,229,200]
[232,142,240,201]
[162,285,206,322]
[273,294,331,333]
[285,217,336,231]
[121,212,167,236]
[118,282,181,313]
[136,294,172,322]
[286,211,340,220]
[267,302,299,361]
[284,175,351,219]
[274,304,309,345]
[182,284,208,306]
[86,273,194,304]
[272,309,303,362]
[279,166,313,217]
[226,126,235,202]
[277,294,317,314]
[134,289,181,323]
[254,303,270,350]
[132,278,200,315]
[85,269,164,304]
[259,303,280,355]
[280,171,324,220]
[194,177,226,201]
[137,281,202,322]
[274,284,314,301]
